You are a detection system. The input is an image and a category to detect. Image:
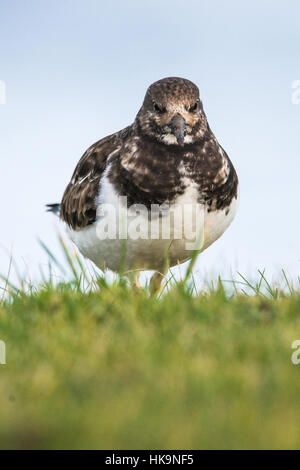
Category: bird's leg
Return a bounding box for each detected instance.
[134,273,141,290]
[149,271,165,296]
[149,243,172,295]
[129,271,142,294]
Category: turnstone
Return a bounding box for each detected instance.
[47,77,239,292]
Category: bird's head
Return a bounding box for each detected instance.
[136,77,208,146]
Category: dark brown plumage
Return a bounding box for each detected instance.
[57,77,238,231]
[60,130,125,229]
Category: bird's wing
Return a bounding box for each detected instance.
[60,127,131,229]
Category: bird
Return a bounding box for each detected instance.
[47,77,239,293]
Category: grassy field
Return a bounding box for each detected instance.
[1,249,300,449]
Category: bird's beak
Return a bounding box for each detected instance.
[170,114,185,146]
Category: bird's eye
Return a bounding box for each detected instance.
[153,101,165,113]
[189,100,199,112]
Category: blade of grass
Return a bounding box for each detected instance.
[38,238,67,276]
[282,268,293,295]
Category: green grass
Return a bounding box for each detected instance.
[1,243,300,449]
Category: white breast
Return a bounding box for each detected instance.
[69,165,239,272]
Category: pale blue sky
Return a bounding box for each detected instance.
[0,0,300,285]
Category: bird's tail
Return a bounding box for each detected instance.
[46,203,61,216]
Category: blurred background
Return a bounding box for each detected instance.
[0,0,299,285]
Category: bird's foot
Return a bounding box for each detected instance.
[149,271,164,296]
